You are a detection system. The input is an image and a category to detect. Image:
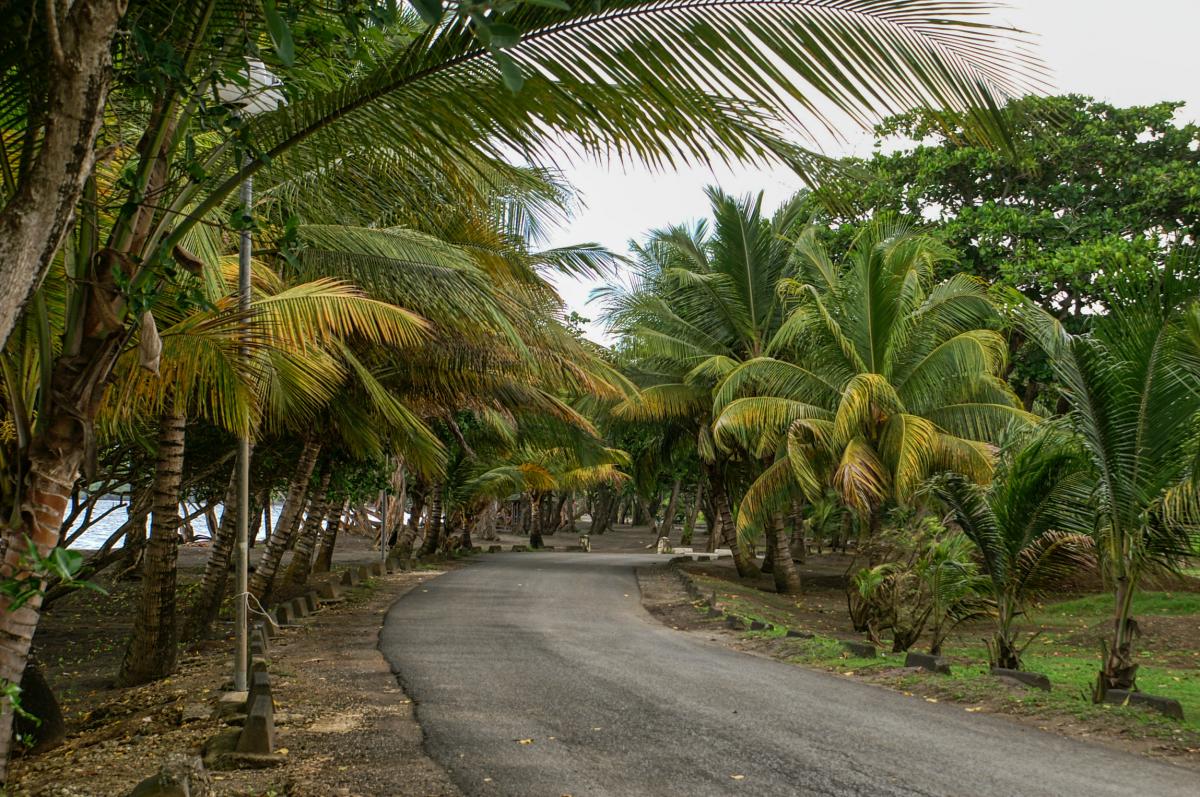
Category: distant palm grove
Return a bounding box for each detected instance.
[0,0,1198,786]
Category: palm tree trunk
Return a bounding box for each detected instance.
[393,481,426,560]
[249,439,321,602]
[529,494,545,549]
[659,479,682,543]
[682,483,702,545]
[313,500,346,574]
[704,462,756,578]
[286,467,332,586]
[418,483,444,557]
[1100,574,1140,692]
[119,410,186,686]
[185,462,241,640]
[768,512,803,595]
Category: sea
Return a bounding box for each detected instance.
[66,497,286,550]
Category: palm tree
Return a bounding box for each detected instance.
[715,220,1032,542]
[1017,270,1200,694]
[601,189,809,584]
[932,426,1095,670]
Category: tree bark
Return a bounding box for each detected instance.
[249,439,320,602]
[529,494,545,549]
[118,411,186,686]
[313,500,346,574]
[393,481,426,561]
[658,479,682,544]
[417,483,444,557]
[285,468,332,586]
[185,462,241,640]
[704,462,757,578]
[0,0,127,351]
[768,512,803,595]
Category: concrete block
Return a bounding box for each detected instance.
[273,604,293,627]
[1103,689,1184,720]
[236,694,275,754]
[315,580,342,601]
[339,568,361,587]
[289,597,309,618]
[842,641,877,659]
[990,667,1051,691]
[248,670,272,710]
[369,562,386,577]
[356,565,372,581]
[905,651,951,674]
[488,545,503,553]
[216,691,247,718]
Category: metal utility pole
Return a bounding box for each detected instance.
[234,166,252,692]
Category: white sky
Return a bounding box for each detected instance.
[544,0,1200,342]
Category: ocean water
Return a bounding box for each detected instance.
[65,497,286,550]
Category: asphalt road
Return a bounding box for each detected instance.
[379,553,1197,796]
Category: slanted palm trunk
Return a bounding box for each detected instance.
[314,500,346,574]
[658,479,682,545]
[682,483,702,545]
[286,468,332,586]
[119,411,186,686]
[118,488,153,575]
[249,439,321,602]
[186,463,241,640]
[767,512,802,595]
[418,484,444,557]
[393,482,426,560]
[529,494,545,549]
[704,462,756,578]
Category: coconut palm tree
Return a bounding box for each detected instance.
[714,220,1033,542]
[600,188,809,584]
[1017,269,1200,694]
[931,426,1095,670]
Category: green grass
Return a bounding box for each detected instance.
[1040,591,1200,618]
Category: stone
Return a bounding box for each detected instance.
[725,614,747,630]
[842,641,877,659]
[904,652,951,674]
[301,593,319,613]
[1102,689,1185,720]
[749,620,768,631]
[488,545,503,553]
[785,629,815,639]
[273,604,294,627]
[339,568,361,587]
[511,545,527,552]
[127,753,212,797]
[367,562,385,577]
[356,565,373,581]
[470,546,483,553]
[290,596,310,618]
[706,608,723,618]
[236,694,275,754]
[990,667,1051,691]
[179,704,210,724]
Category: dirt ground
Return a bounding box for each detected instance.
[9,536,462,797]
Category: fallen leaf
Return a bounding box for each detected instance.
[278,747,289,755]
[925,698,938,703]
[516,738,534,745]
[731,774,745,780]
[965,707,982,713]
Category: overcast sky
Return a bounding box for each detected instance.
[544,0,1200,341]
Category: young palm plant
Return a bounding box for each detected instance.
[1017,271,1200,694]
[931,426,1095,670]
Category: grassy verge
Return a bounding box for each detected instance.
[685,569,1200,758]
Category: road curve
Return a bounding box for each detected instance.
[379,553,1196,796]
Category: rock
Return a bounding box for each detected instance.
[990,667,1051,691]
[725,614,747,630]
[470,546,483,553]
[127,753,212,797]
[215,691,248,718]
[488,545,503,553]
[288,597,309,618]
[315,580,342,601]
[367,562,385,577]
[749,620,768,631]
[842,641,877,659]
[339,568,361,587]
[356,565,373,581]
[14,662,66,753]
[785,629,814,639]
[510,545,526,552]
[179,703,210,724]
[904,652,951,674]
[301,592,320,613]
[706,608,723,618]
[1102,689,1185,720]
[274,603,294,626]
